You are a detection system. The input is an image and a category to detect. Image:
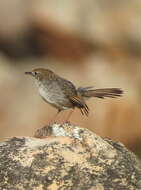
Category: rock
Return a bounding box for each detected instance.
[0,123,141,190]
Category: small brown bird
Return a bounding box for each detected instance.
[25,68,123,120]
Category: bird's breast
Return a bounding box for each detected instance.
[38,82,72,110]
[38,83,60,102]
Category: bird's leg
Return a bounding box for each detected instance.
[48,109,61,125]
[48,108,74,125]
[64,109,74,123]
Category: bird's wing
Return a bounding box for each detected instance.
[57,77,77,96]
[69,96,89,116]
[56,77,89,115]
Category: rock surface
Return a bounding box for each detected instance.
[0,123,141,190]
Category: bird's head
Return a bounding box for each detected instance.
[25,68,55,81]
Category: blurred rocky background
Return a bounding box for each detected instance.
[0,0,141,157]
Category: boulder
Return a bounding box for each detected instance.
[0,123,141,190]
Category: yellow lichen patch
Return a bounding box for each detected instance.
[81,162,103,173]
[59,149,87,164]
[44,165,55,173]
[120,178,128,186]
[50,136,74,145]
[12,154,34,167]
[15,184,24,190]
[105,159,115,165]
[48,182,58,190]
[89,184,104,190]
[12,149,42,167]
[34,184,43,190]
[59,149,103,173]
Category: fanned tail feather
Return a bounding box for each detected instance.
[77,87,123,99]
[69,87,123,116]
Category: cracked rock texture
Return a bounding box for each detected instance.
[0,123,141,190]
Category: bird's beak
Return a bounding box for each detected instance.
[25,71,32,76]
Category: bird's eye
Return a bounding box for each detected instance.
[34,72,37,75]
[31,71,39,77]
[32,71,38,76]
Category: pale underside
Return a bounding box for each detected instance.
[37,80,75,111]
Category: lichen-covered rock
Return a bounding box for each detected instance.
[0,123,141,190]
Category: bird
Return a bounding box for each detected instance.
[25,68,123,120]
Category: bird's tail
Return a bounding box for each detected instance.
[77,87,123,99]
